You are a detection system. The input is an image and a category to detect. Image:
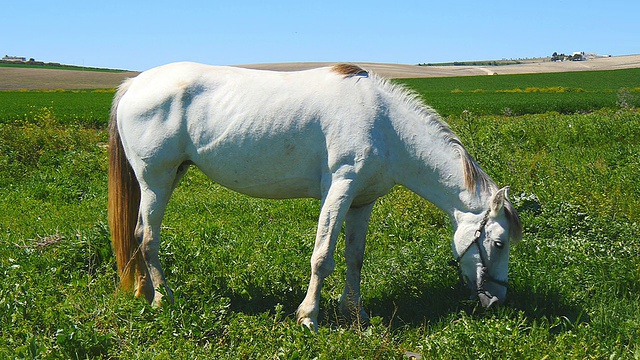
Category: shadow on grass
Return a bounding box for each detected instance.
[184,270,587,334]
[203,279,307,319]
[507,283,590,331]
[334,281,587,331]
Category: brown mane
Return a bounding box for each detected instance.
[331,63,369,78]
[454,141,522,240]
[504,201,523,242]
[453,140,495,194]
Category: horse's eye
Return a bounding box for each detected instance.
[494,241,504,249]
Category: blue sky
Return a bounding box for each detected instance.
[3,0,638,71]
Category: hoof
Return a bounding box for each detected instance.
[150,285,174,307]
[135,281,155,304]
[297,317,318,333]
[478,292,500,308]
[339,301,370,326]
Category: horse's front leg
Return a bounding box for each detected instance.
[297,177,355,331]
[340,202,374,325]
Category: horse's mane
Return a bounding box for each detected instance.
[357,67,496,194]
[331,63,369,78]
[377,75,525,240]
[333,64,523,241]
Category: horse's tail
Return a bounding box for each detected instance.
[108,79,141,291]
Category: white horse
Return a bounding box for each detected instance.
[108,62,522,330]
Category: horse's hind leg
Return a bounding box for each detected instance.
[134,165,188,306]
[340,202,374,325]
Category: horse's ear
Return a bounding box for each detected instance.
[490,186,509,216]
[453,209,464,224]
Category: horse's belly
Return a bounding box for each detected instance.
[193,139,325,200]
[199,166,323,200]
[217,176,322,200]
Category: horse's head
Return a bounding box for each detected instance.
[451,187,522,307]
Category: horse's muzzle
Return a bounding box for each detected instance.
[477,290,501,308]
[450,260,507,307]
[476,266,506,308]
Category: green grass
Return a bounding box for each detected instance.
[0,72,639,358]
[0,90,114,127]
[397,68,640,116]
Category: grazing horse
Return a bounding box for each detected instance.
[108,62,522,330]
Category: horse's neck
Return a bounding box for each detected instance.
[389,111,491,215]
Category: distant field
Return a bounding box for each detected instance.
[0,90,114,127]
[1,54,639,90]
[0,61,128,72]
[238,54,640,78]
[398,68,640,116]
[0,68,138,91]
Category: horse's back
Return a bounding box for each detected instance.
[116,62,392,200]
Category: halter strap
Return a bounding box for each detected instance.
[455,210,490,261]
[449,210,509,289]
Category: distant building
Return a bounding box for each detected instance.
[2,55,26,62]
[572,52,586,61]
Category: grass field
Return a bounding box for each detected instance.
[0,70,639,358]
[398,68,640,116]
[0,90,114,127]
